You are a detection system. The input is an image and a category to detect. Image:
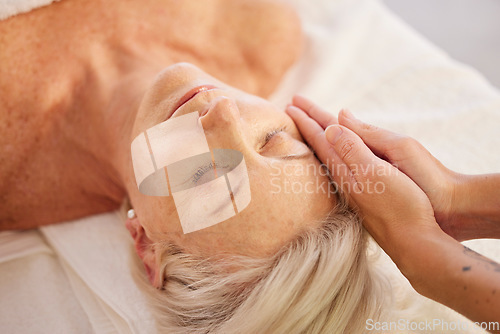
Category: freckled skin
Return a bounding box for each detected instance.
[126,64,335,258]
[0,0,303,230]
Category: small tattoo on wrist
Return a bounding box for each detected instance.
[463,246,500,273]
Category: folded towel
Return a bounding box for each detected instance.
[0,230,94,333]
[41,212,157,334]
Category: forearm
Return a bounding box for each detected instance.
[400,232,500,331]
[454,173,500,240]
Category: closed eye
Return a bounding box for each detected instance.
[260,126,286,150]
[259,124,315,160]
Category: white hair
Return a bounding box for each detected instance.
[131,197,391,333]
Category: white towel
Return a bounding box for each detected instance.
[0,0,59,21]
[0,230,94,333]
[40,212,157,334]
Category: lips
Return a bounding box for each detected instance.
[169,85,217,118]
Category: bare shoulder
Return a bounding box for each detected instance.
[220,0,303,96]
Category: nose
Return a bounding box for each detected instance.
[200,96,247,153]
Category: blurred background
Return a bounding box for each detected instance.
[383,0,500,89]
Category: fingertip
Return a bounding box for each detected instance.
[285,104,300,115]
[292,94,312,109]
[342,109,355,119]
[338,109,355,124]
[292,94,305,103]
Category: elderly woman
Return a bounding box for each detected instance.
[0,0,302,227]
[1,0,384,332]
[2,0,499,333]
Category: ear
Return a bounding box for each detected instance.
[125,215,159,286]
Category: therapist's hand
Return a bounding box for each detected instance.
[285,96,445,266]
[335,111,500,242]
[286,96,500,327]
[287,95,471,241]
[332,109,467,239]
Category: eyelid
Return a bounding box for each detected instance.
[260,126,286,150]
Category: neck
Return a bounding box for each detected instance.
[0,0,301,229]
[105,67,160,196]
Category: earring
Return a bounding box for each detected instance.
[127,209,136,219]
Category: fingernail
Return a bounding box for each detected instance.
[325,125,343,144]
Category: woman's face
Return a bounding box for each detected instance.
[127,63,335,258]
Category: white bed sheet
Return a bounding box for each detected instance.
[0,0,59,21]
[1,0,499,333]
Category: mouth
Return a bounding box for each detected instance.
[169,85,217,119]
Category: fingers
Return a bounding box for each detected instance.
[286,97,402,197]
[325,125,388,196]
[285,105,341,169]
[287,97,446,263]
[338,109,445,184]
[325,125,375,167]
[289,99,405,161]
[286,99,386,197]
[337,109,404,159]
[291,95,338,129]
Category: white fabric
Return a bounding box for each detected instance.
[272,0,500,175]
[0,230,93,333]
[40,212,157,334]
[1,0,499,333]
[0,0,59,21]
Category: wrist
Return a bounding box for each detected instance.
[452,173,476,218]
[451,173,500,240]
[391,226,456,295]
[439,173,472,240]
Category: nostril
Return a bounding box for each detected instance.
[199,106,210,117]
[199,97,248,155]
[200,96,239,123]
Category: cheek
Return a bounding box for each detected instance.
[270,172,335,220]
[251,180,304,226]
[135,196,182,239]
